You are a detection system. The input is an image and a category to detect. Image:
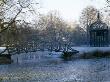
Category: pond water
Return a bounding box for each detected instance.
[0,52,110,82]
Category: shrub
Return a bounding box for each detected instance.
[80,50,110,59]
[60,52,73,61]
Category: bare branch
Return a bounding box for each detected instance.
[0,9,22,33]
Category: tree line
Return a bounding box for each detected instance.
[0,0,110,50]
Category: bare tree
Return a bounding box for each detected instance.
[79,6,97,32]
[0,0,40,46]
[79,6,98,45]
[0,0,39,33]
[37,11,70,50]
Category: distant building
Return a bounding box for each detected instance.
[89,12,109,47]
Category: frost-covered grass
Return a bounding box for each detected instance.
[0,58,110,82]
[2,49,110,82]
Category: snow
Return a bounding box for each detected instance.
[48,51,62,57]
[2,47,110,82]
[0,47,9,55]
[1,58,110,82]
[11,51,63,64]
[0,47,6,53]
[72,47,110,54]
[11,46,110,63]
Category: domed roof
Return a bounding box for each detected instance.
[90,12,108,30]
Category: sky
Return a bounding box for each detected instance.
[39,0,106,22]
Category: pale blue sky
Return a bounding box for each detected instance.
[40,0,106,22]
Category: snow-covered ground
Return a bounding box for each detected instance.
[0,47,6,53]
[72,47,110,54]
[0,48,110,82]
[1,46,110,82]
[11,51,62,63]
[10,46,110,63]
[1,46,110,55]
[0,57,110,82]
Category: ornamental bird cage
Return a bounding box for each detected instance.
[89,12,109,47]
